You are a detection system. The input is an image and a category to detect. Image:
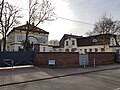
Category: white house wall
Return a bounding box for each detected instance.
[6,32,16,51]
[39,45,49,52]
[6,29,49,51]
[52,48,64,52]
[62,36,119,53]
[78,45,114,53]
[64,38,78,52]
[62,37,115,53]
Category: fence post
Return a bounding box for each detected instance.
[93,58,96,67]
[11,59,14,70]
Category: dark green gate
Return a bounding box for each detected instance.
[0,51,34,67]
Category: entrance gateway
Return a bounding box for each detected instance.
[0,52,34,67]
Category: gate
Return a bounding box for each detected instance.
[0,51,34,67]
[79,54,89,66]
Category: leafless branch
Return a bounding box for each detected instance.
[0,1,22,51]
[23,0,55,51]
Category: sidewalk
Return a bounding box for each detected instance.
[0,63,120,87]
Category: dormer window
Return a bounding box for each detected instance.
[92,39,97,42]
[110,37,116,46]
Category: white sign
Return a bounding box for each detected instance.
[48,60,55,65]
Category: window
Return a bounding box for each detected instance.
[66,41,68,46]
[72,40,75,45]
[110,38,116,46]
[59,49,62,52]
[17,35,25,42]
[92,39,97,42]
[38,37,47,43]
[84,49,87,53]
[71,48,77,52]
[43,47,46,52]
[80,49,82,51]
[17,35,22,41]
[89,49,92,52]
[101,48,105,52]
[95,48,98,52]
[65,49,69,52]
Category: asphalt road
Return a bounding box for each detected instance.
[0,68,120,90]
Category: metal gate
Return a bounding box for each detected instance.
[79,54,89,66]
[0,51,34,67]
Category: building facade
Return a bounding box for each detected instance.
[59,34,82,52]
[53,34,119,53]
[4,23,49,52]
[77,34,118,53]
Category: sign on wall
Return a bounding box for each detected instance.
[48,59,56,65]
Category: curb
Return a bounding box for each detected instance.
[0,66,120,87]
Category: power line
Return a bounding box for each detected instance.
[6,0,94,26]
[54,16,94,25]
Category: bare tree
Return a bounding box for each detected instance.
[85,30,94,36]
[93,14,120,51]
[23,0,55,51]
[0,0,4,22]
[93,14,120,35]
[85,14,120,51]
[0,1,22,51]
[49,40,59,46]
[29,0,55,25]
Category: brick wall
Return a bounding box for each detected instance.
[34,52,116,67]
[88,52,116,65]
[34,52,79,67]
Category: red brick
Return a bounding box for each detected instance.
[34,52,79,67]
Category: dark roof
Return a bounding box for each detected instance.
[59,34,82,47]
[77,34,118,47]
[8,23,49,36]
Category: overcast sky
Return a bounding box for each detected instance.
[7,0,120,40]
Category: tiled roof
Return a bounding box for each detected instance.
[77,34,117,46]
[8,23,49,36]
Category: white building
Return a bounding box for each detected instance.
[55,34,119,53]
[4,23,49,52]
[58,34,82,52]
